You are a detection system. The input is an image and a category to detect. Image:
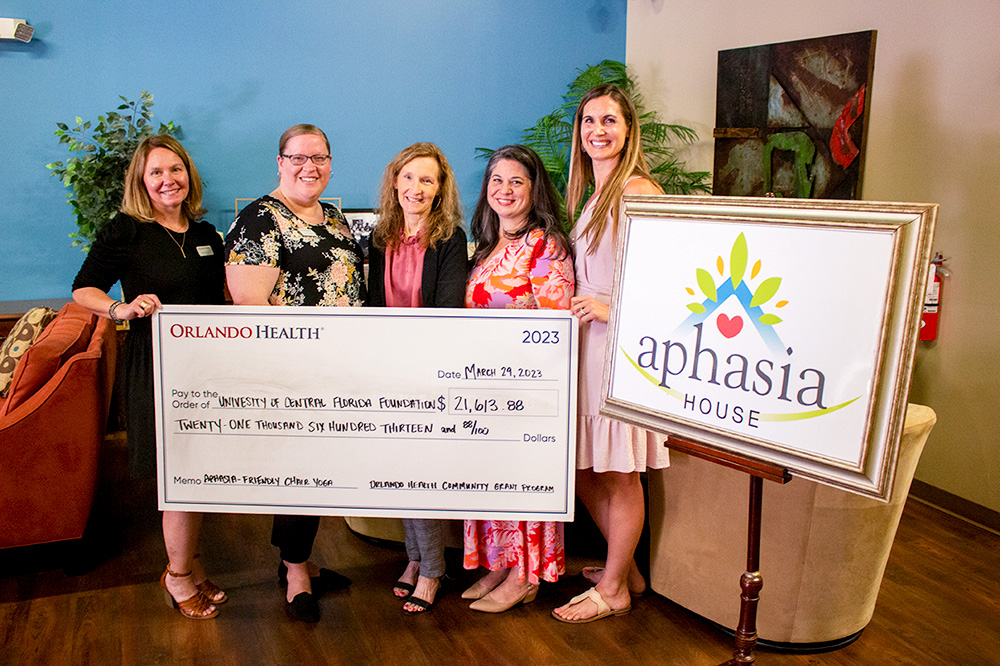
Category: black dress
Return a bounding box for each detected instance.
[73,213,226,477]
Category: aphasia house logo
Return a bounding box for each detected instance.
[620,232,860,429]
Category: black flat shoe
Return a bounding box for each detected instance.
[313,567,352,593]
[278,562,352,595]
[286,591,320,623]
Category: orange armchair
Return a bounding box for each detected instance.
[0,303,117,549]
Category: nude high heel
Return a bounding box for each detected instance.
[469,584,538,613]
[461,578,495,600]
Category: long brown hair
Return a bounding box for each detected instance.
[121,135,206,222]
[566,84,659,253]
[469,145,570,268]
[373,142,462,251]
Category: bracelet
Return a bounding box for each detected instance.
[109,300,125,323]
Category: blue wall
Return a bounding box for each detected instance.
[1,0,625,302]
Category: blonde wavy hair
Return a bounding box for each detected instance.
[121,135,206,222]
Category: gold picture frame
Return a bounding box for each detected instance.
[602,195,936,501]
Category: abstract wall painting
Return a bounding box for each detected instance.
[713,30,876,199]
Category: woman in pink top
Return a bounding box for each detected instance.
[552,85,668,624]
[367,142,468,614]
[463,145,574,612]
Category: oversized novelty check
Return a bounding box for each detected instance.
[152,306,577,520]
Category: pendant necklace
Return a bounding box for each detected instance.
[163,224,187,258]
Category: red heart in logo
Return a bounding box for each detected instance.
[717,314,743,338]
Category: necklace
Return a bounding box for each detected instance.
[162,224,187,258]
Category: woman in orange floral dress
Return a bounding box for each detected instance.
[463,145,575,612]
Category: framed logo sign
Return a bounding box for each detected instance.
[603,195,936,500]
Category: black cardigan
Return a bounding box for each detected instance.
[366,226,469,308]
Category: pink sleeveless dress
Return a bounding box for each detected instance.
[573,190,670,473]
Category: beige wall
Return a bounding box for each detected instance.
[626,0,1000,513]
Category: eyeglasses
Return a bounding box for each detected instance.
[280,153,331,166]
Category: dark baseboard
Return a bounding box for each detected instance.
[0,297,71,315]
[910,480,1000,533]
[715,621,865,654]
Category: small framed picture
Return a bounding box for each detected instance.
[343,209,379,258]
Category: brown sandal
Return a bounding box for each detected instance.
[160,567,219,620]
[195,578,228,604]
[192,554,227,604]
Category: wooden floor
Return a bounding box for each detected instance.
[2,435,999,666]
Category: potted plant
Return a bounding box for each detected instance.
[46,91,180,251]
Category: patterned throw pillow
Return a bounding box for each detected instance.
[0,307,58,398]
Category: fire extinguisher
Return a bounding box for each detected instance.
[920,253,948,341]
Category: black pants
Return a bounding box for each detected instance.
[271,515,320,563]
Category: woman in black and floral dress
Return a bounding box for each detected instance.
[224,124,365,622]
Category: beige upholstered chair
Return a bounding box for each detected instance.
[344,517,464,548]
[647,403,936,644]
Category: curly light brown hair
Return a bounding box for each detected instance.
[372,142,462,251]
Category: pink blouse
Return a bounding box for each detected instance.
[383,233,426,308]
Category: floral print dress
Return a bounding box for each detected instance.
[463,228,574,583]
[224,195,365,307]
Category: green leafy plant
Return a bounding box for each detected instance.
[477,60,711,207]
[46,91,180,251]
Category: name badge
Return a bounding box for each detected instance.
[196,245,214,257]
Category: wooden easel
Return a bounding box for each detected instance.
[665,436,791,665]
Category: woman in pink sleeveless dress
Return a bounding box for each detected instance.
[463,145,575,612]
[552,85,669,624]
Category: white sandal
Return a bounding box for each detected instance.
[551,586,631,624]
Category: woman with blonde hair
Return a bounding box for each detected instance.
[73,135,227,620]
[551,84,668,624]
[367,142,468,614]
